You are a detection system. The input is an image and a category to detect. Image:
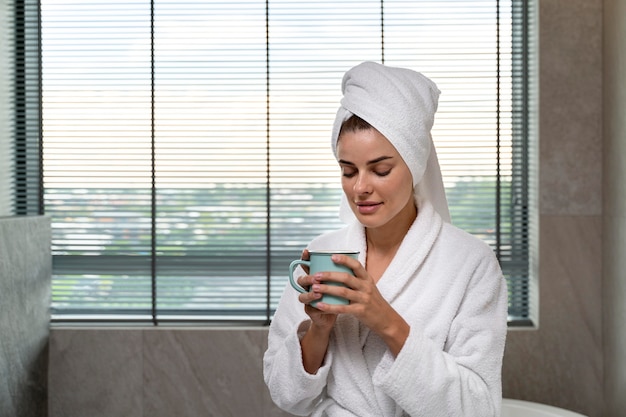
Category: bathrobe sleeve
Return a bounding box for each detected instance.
[263,271,334,416]
[372,243,508,417]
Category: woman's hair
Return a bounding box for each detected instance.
[339,114,372,137]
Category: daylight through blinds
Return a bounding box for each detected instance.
[39,0,531,323]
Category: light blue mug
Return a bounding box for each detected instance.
[288,250,359,308]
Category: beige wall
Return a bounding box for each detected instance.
[45,1,624,417]
[603,0,626,415]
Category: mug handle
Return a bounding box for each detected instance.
[288,259,310,293]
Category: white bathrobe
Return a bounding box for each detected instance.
[263,201,508,417]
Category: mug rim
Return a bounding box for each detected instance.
[307,250,359,255]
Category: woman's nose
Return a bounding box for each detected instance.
[354,174,372,194]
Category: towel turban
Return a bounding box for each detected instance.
[331,61,451,223]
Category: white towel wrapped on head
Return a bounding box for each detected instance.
[330,61,450,223]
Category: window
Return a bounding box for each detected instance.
[28,0,533,324]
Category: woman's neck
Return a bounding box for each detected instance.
[366,201,417,251]
[364,202,417,282]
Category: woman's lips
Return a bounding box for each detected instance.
[356,201,382,214]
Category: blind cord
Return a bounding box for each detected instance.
[495,0,502,259]
[150,0,158,326]
[265,0,272,326]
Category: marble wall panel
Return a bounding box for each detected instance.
[48,329,143,417]
[503,215,603,417]
[0,216,51,417]
[539,0,603,216]
[143,328,292,417]
[49,328,294,417]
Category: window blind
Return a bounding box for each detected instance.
[39,0,532,324]
[7,0,42,217]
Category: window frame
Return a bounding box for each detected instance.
[13,0,535,326]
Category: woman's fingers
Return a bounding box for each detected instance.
[295,253,370,310]
[331,254,367,280]
[297,271,318,289]
[297,272,324,305]
[298,290,322,305]
[301,249,311,274]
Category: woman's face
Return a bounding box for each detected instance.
[336,127,416,230]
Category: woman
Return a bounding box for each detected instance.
[263,61,508,417]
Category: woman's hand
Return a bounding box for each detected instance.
[296,249,338,374]
[296,250,338,333]
[310,253,410,356]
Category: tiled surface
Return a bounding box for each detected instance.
[503,215,603,417]
[49,328,294,417]
[143,329,284,417]
[48,329,144,417]
[539,0,603,216]
[0,216,51,417]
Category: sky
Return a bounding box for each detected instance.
[40,0,512,189]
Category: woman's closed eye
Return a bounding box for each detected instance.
[342,168,357,178]
[342,167,392,178]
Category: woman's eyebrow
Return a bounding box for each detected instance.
[338,156,394,166]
